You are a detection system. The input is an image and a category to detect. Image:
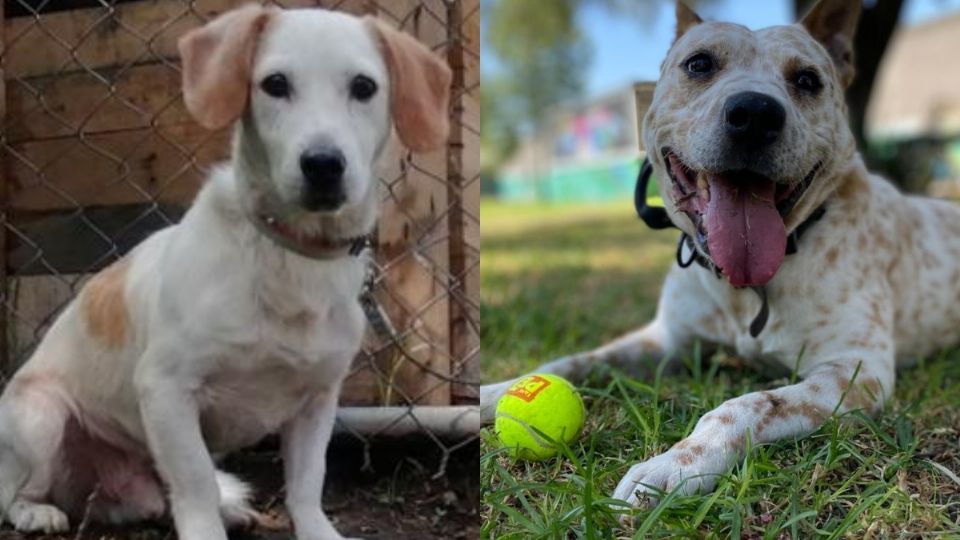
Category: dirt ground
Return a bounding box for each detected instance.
[0,435,479,540]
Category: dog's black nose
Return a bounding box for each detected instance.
[723,92,786,147]
[300,148,346,211]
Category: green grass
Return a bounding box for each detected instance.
[480,199,960,538]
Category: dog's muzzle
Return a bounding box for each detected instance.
[658,148,821,288]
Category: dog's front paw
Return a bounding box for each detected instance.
[8,500,69,533]
[612,444,730,507]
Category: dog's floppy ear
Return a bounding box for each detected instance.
[178,5,275,129]
[366,18,452,153]
[800,0,861,88]
[675,1,703,41]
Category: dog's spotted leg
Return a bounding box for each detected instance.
[481,318,680,422]
[612,354,894,508]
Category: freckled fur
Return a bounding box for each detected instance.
[481,0,954,508]
[82,259,132,349]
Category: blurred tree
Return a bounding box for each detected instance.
[480,79,519,174]
[482,0,650,172]
[485,0,591,132]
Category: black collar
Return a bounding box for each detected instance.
[633,157,826,337]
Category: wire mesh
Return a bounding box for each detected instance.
[0,0,479,482]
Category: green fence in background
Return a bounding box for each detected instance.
[496,157,658,203]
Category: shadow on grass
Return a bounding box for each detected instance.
[482,205,679,381]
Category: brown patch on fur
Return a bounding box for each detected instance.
[691,444,705,456]
[757,398,828,436]
[834,171,867,201]
[639,337,663,355]
[832,371,882,412]
[813,302,832,315]
[677,453,693,466]
[868,301,886,329]
[763,392,784,414]
[718,414,735,425]
[823,246,840,264]
[82,259,132,349]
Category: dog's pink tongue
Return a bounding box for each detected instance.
[704,174,786,287]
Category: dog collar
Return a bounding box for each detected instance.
[633,157,826,337]
[252,213,369,260]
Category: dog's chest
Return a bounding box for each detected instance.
[196,360,337,452]
[189,261,366,452]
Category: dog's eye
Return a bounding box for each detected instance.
[349,75,378,102]
[260,73,291,98]
[793,70,822,94]
[685,53,715,76]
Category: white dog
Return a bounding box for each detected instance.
[483,0,960,511]
[0,5,450,539]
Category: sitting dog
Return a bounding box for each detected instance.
[482,0,957,508]
[0,5,449,539]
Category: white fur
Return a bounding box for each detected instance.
[0,8,393,540]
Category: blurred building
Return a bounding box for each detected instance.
[495,85,649,202]
[867,11,960,196]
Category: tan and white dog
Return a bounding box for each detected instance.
[0,5,449,539]
[482,0,960,509]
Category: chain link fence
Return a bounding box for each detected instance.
[0,0,479,486]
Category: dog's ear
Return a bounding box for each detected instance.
[800,0,861,88]
[366,18,452,153]
[675,1,703,41]
[178,5,275,130]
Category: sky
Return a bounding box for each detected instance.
[482,0,960,98]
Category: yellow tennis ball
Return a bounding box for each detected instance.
[494,373,584,461]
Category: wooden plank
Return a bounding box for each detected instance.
[444,0,477,404]
[372,0,450,406]
[340,363,382,406]
[6,62,187,143]
[451,0,480,404]
[4,0,228,79]
[0,0,11,372]
[8,274,78,368]
[3,0,378,80]
[6,0,144,18]
[633,82,656,152]
[6,123,229,212]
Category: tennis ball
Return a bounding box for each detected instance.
[494,373,584,461]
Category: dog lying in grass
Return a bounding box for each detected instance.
[482,0,960,509]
